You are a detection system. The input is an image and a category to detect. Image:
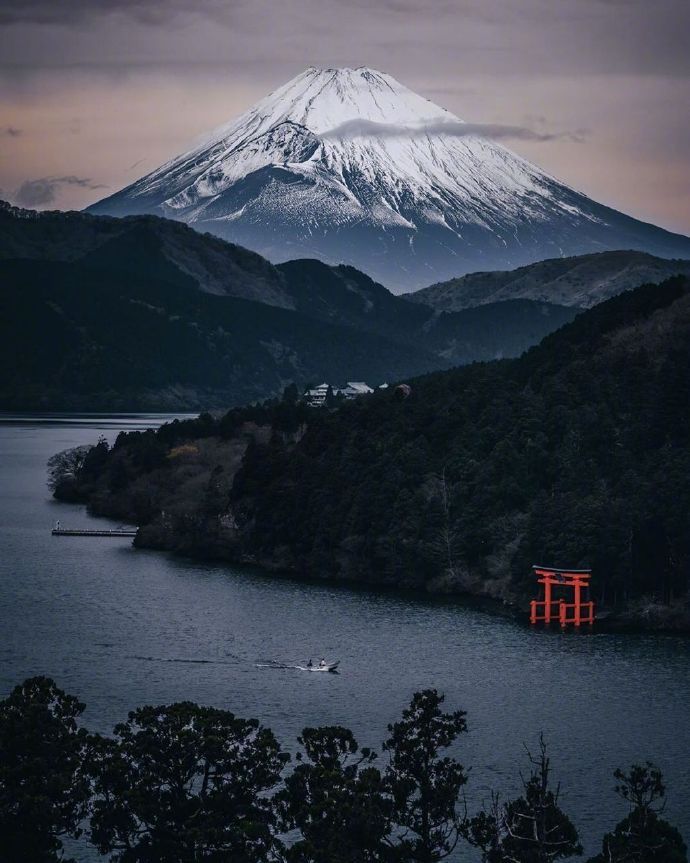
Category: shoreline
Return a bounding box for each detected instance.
[54,493,690,635]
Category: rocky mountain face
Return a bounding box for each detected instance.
[408,250,690,311]
[87,67,690,291]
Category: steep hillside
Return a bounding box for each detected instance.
[224,277,690,611]
[57,277,690,628]
[0,200,292,307]
[409,250,690,311]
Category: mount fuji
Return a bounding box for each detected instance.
[88,67,690,292]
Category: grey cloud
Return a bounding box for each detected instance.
[0,0,688,79]
[14,175,107,207]
[322,118,587,144]
[0,0,241,25]
[0,0,454,26]
[2,127,22,137]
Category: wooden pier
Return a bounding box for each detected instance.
[51,528,137,537]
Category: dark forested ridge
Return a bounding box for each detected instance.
[0,201,576,410]
[0,256,442,411]
[0,200,290,306]
[55,276,690,629]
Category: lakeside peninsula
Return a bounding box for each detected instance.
[53,277,690,632]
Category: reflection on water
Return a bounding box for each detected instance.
[1,415,689,860]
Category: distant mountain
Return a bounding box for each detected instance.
[0,203,576,410]
[273,258,577,361]
[87,66,690,291]
[408,250,690,311]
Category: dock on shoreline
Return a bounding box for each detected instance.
[51,528,137,537]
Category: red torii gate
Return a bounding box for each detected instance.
[530,565,595,628]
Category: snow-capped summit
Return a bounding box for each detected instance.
[205,66,453,137]
[89,66,690,291]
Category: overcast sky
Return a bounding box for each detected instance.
[1,0,688,233]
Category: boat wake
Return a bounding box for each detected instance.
[130,655,236,666]
[256,661,303,671]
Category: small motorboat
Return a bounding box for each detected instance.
[300,660,340,673]
[256,659,340,673]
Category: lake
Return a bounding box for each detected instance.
[1,414,689,859]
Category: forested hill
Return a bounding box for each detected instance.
[226,276,690,613]
[56,276,690,627]
[0,202,576,410]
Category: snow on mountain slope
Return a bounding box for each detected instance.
[88,67,690,292]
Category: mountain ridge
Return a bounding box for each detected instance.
[0,200,293,308]
[408,250,690,311]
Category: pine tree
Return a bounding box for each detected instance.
[465,736,581,863]
[276,725,392,862]
[0,677,91,862]
[384,690,468,862]
[89,701,288,862]
[588,763,687,863]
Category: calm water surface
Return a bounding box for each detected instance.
[1,415,689,859]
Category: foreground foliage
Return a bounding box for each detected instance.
[89,702,287,862]
[588,764,687,863]
[276,726,392,863]
[384,690,468,861]
[465,736,582,862]
[0,678,91,863]
[0,678,686,863]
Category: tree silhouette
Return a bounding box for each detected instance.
[1,676,688,863]
[384,689,468,862]
[0,677,91,862]
[465,736,581,862]
[89,701,288,862]
[587,763,687,863]
[276,725,393,862]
